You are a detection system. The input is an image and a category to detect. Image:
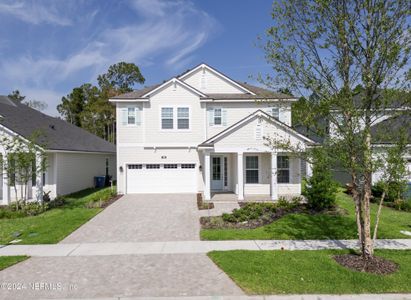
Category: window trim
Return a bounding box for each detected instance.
[245,155,260,184]
[159,105,191,131]
[277,155,290,183]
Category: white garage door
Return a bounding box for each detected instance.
[126,163,197,194]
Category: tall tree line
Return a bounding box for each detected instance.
[57,62,145,143]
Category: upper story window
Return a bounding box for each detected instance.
[121,105,141,126]
[177,107,189,129]
[270,107,280,120]
[208,107,227,126]
[277,156,290,183]
[161,107,190,130]
[128,107,136,124]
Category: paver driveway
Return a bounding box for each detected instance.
[0,193,244,299]
[61,193,201,243]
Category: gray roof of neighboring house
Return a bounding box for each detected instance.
[0,96,116,153]
[370,114,411,144]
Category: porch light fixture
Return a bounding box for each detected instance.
[199,165,202,172]
[119,166,124,173]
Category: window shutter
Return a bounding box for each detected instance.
[222,108,227,126]
[121,107,128,126]
[208,108,214,126]
[135,107,141,125]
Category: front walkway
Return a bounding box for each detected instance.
[1,239,410,257]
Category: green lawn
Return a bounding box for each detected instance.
[0,256,28,271]
[208,250,411,294]
[0,187,115,244]
[201,192,411,240]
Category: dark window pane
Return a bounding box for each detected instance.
[162,119,173,129]
[277,170,290,183]
[246,156,258,169]
[178,119,189,129]
[246,170,259,183]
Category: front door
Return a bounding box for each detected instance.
[211,156,224,190]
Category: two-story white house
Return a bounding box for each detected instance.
[110,63,315,201]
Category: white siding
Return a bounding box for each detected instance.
[206,103,292,139]
[116,103,144,143]
[55,152,116,196]
[144,82,205,144]
[182,67,245,94]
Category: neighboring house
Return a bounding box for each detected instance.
[0,96,116,205]
[110,63,315,201]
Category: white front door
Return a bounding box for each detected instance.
[211,156,224,190]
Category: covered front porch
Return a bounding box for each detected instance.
[203,151,311,201]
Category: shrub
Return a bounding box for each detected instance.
[21,202,48,216]
[303,148,338,211]
[222,203,277,223]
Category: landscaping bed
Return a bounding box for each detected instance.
[201,197,346,230]
[0,186,119,244]
[201,191,411,240]
[333,253,398,275]
[197,193,214,210]
[208,250,411,294]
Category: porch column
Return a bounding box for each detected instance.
[271,152,278,200]
[204,151,211,200]
[35,152,43,202]
[237,152,244,201]
[2,154,10,205]
[306,160,313,178]
[295,156,301,194]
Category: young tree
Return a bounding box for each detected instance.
[0,133,47,207]
[262,0,410,260]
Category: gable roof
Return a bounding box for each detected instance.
[0,96,115,153]
[178,63,256,95]
[141,78,207,98]
[198,110,315,147]
[110,63,297,101]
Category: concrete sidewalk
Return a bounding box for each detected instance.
[0,239,410,257]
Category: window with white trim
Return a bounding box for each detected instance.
[271,107,280,119]
[161,107,173,129]
[177,107,189,129]
[277,156,290,183]
[214,108,222,125]
[245,156,259,184]
[127,107,136,125]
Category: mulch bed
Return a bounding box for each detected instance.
[100,194,123,209]
[197,193,215,210]
[200,204,347,229]
[333,254,398,275]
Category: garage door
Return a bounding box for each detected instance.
[126,163,197,194]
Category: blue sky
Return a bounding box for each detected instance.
[0,0,274,116]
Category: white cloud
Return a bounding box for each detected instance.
[0,1,72,26]
[0,0,217,115]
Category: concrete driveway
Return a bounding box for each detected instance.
[61,193,201,243]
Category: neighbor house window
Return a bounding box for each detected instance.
[105,158,109,176]
[128,107,136,125]
[31,158,36,186]
[271,107,280,119]
[245,156,259,184]
[177,107,189,129]
[161,107,174,129]
[277,156,290,183]
[214,108,222,125]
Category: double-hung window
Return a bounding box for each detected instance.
[128,107,136,125]
[177,107,189,129]
[245,156,259,184]
[161,107,174,129]
[277,156,290,183]
[271,107,280,120]
[214,108,222,125]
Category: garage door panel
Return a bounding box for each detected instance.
[126,164,196,194]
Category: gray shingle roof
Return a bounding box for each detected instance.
[0,96,115,153]
[370,114,411,144]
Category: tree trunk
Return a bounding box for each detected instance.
[351,174,365,254]
[362,172,374,259]
[373,190,386,242]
